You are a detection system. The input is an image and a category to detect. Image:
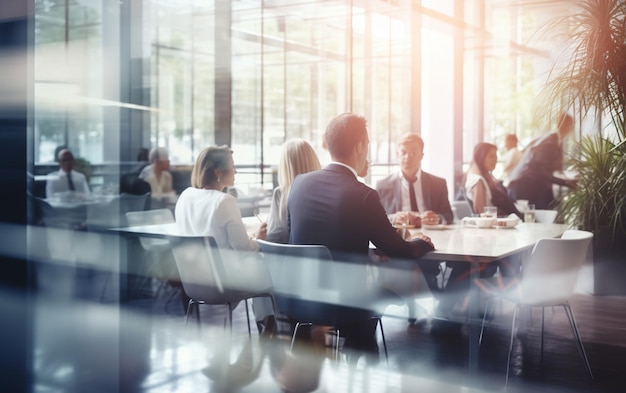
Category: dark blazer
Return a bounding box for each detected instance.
[288,164,434,263]
[508,132,570,209]
[375,171,454,224]
[287,163,436,329]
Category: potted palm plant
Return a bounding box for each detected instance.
[540,0,626,295]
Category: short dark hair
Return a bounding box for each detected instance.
[323,113,368,160]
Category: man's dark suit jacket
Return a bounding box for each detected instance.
[288,164,434,312]
[289,164,434,262]
[508,132,570,209]
[375,171,454,225]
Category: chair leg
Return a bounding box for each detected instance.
[479,296,493,347]
[541,307,545,368]
[244,299,252,337]
[375,317,389,366]
[290,322,312,351]
[564,302,593,379]
[184,299,195,327]
[506,304,520,390]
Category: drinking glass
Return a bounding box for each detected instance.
[482,206,498,218]
[524,204,536,223]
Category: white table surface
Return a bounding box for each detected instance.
[413,222,570,262]
[111,215,265,238]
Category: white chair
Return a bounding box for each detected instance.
[125,209,177,299]
[533,209,558,223]
[452,200,474,222]
[257,239,388,364]
[168,235,277,335]
[478,229,594,388]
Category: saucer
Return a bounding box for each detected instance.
[422,224,448,230]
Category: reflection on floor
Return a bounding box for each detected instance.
[33,270,626,393]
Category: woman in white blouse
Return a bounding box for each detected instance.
[266,139,321,243]
[464,142,521,218]
[175,146,273,332]
[463,142,521,276]
[464,143,498,214]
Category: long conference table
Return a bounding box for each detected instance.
[111,219,569,377]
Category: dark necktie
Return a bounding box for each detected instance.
[408,177,418,212]
[67,173,75,191]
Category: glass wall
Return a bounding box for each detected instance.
[32,0,569,195]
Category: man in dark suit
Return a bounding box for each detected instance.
[508,113,578,209]
[288,113,438,363]
[375,133,453,324]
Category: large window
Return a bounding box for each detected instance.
[32,0,570,194]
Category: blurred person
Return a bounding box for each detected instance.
[501,133,523,185]
[464,142,521,218]
[175,146,274,334]
[139,147,176,202]
[266,139,321,243]
[508,113,578,209]
[446,143,523,313]
[376,133,454,228]
[46,148,91,198]
[288,113,437,363]
[120,148,151,196]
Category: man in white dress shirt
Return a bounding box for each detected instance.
[375,133,454,325]
[46,149,91,198]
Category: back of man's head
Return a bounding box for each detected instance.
[323,113,367,160]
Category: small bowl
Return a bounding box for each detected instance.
[496,217,519,229]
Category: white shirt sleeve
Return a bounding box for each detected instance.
[217,196,259,253]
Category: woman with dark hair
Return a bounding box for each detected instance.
[464,142,522,218]
[459,142,522,281]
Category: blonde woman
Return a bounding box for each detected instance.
[175,146,267,247]
[175,146,274,333]
[266,139,321,243]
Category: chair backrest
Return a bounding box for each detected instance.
[167,235,227,304]
[520,229,593,305]
[452,200,474,222]
[86,193,149,229]
[256,239,334,292]
[533,209,558,223]
[256,239,339,324]
[126,209,174,250]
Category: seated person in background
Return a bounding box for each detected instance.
[288,113,436,363]
[501,133,523,186]
[120,148,151,196]
[375,133,453,324]
[461,142,522,276]
[266,139,321,243]
[175,146,274,335]
[508,112,578,209]
[464,143,521,219]
[139,147,176,203]
[46,148,91,199]
[376,133,454,227]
